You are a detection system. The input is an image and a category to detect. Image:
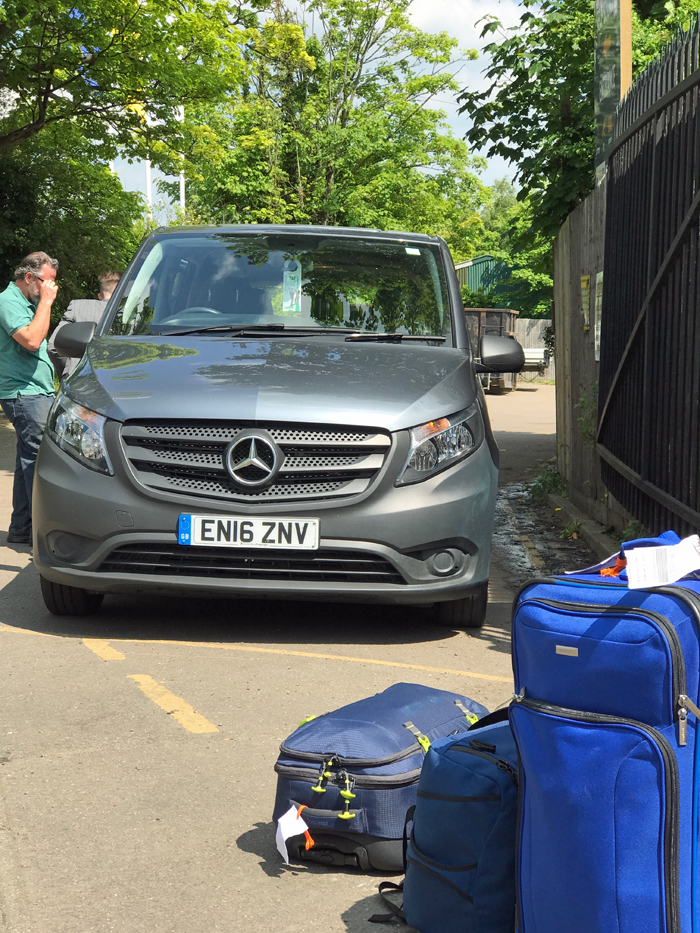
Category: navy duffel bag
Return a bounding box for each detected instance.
[273,682,488,871]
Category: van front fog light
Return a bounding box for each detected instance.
[47,392,114,475]
[396,405,484,486]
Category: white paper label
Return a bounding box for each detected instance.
[275,805,309,864]
[282,265,302,316]
[626,535,700,589]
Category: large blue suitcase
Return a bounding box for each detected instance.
[273,682,488,871]
[510,537,700,933]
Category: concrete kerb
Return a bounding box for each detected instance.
[545,492,618,563]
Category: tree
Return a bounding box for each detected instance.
[459,0,700,237]
[0,0,257,170]
[0,123,143,319]
[473,179,553,317]
[174,0,488,259]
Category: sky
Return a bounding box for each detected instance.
[114,0,523,211]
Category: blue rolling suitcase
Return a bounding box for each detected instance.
[510,535,700,933]
[273,682,488,871]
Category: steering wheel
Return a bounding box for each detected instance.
[178,307,225,316]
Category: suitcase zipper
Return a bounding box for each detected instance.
[449,745,518,786]
[273,762,423,789]
[514,697,681,933]
[516,597,688,742]
[277,742,421,769]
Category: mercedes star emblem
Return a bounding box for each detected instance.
[225,434,280,486]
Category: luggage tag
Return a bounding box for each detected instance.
[275,805,312,864]
[625,534,700,589]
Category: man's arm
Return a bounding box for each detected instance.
[13,279,58,351]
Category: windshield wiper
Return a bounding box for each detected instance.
[160,324,361,337]
[344,333,447,343]
[162,324,288,336]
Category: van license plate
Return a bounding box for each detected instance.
[178,514,319,550]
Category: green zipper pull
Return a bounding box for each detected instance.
[337,771,357,820]
[311,757,335,793]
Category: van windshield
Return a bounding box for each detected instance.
[107,233,451,339]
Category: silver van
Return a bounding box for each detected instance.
[35,226,523,626]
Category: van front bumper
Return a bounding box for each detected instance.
[33,429,498,606]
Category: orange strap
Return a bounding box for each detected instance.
[296,805,315,850]
[601,556,627,577]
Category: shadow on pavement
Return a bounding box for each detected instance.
[1,560,464,646]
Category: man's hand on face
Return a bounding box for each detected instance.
[39,277,58,308]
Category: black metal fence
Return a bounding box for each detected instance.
[598,15,700,535]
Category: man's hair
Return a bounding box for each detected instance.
[14,251,59,279]
[98,270,122,296]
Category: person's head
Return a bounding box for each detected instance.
[98,270,122,301]
[14,252,59,302]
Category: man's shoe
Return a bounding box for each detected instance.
[7,529,31,544]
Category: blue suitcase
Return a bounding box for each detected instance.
[273,682,488,871]
[510,535,700,933]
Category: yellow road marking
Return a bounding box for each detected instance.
[124,641,513,683]
[82,639,125,661]
[0,626,511,683]
[500,500,547,571]
[127,675,219,734]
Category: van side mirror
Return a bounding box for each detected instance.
[53,321,97,358]
[474,335,525,373]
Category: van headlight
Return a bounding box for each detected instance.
[396,405,484,485]
[47,392,114,475]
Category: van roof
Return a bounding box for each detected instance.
[152,224,441,243]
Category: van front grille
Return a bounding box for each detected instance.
[98,544,405,584]
[121,421,391,503]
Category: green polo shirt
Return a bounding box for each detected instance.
[0,282,55,399]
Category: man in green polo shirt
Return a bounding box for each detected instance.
[0,252,59,544]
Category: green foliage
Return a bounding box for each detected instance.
[459,0,700,239]
[0,0,255,171]
[471,180,553,317]
[529,463,566,500]
[0,124,143,320]
[173,0,488,256]
[560,519,581,540]
[461,286,498,308]
[621,519,649,543]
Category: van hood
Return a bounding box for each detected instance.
[65,335,476,432]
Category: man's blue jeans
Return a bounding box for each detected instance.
[0,394,54,535]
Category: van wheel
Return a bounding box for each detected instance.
[435,582,488,629]
[40,576,104,616]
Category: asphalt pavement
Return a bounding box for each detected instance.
[0,384,585,933]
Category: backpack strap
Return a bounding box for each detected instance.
[368,805,415,924]
[368,882,405,924]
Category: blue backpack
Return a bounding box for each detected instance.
[510,533,700,933]
[371,711,519,931]
[273,683,488,871]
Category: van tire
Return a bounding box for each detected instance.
[435,582,488,629]
[40,576,104,616]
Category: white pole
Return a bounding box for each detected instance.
[178,105,186,215]
[145,159,152,212]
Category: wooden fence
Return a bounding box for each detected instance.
[552,176,635,530]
